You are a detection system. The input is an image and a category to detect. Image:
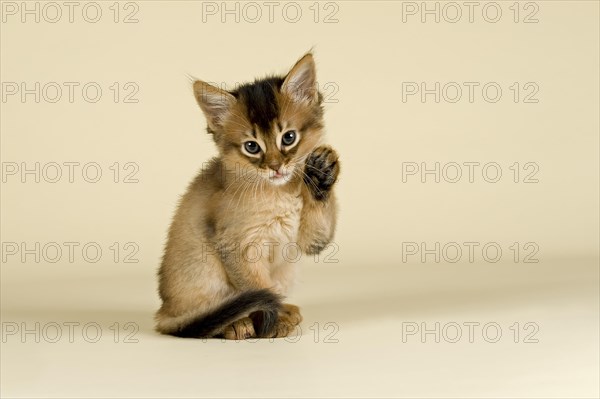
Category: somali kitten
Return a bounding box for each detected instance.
[155,53,340,339]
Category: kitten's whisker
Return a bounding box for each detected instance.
[302,170,326,197]
[294,167,326,198]
[252,175,262,210]
[304,163,337,179]
[222,170,243,195]
[260,178,267,209]
[226,176,251,211]
[234,175,256,211]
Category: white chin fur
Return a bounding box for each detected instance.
[268,173,292,186]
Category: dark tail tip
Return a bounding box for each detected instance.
[249,307,278,337]
[172,289,282,338]
[246,289,282,337]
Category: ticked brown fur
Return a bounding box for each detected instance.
[156,54,339,339]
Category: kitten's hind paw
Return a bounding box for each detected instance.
[281,303,303,326]
[266,304,303,338]
[222,317,256,340]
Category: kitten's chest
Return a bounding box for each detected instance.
[242,191,303,243]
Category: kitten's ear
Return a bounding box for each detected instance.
[282,53,318,103]
[193,80,236,130]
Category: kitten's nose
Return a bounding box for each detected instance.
[268,162,282,172]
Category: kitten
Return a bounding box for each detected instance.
[155,53,339,339]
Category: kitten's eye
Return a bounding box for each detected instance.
[282,131,297,146]
[244,141,261,154]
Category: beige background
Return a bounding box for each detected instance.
[1,1,598,398]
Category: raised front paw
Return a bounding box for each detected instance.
[304,145,340,201]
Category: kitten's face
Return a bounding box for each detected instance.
[193,54,324,186]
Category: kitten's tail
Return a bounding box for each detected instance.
[158,289,282,338]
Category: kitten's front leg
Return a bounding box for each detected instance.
[219,257,301,339]
[215,240,282,339]
[219,240,277,292]
[297,145,340,255]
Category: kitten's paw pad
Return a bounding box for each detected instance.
[281,304,303,326]
[304,145,339,201]
[222,317,256,340]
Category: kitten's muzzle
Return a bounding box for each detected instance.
[268,162,282,173]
